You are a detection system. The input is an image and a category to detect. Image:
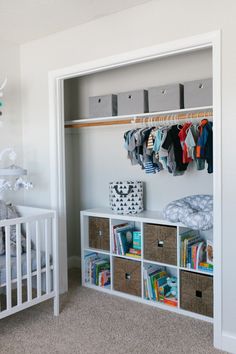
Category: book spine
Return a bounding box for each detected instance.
[113,227,117,253]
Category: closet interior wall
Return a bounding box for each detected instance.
[64,48,213,263]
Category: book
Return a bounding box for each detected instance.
[144,264,163,300]
[113,223,133,255]
[112,223,129,253]
[125,253,141,258]
[117,228,133,255]
[196,242,206,270]
[84,254,110,286]
[164,296,178,307]
[179,230,199,267]
[207,240,213,265]
[129,248,141,255]
[199,262,213,269]
[133,231,141,250]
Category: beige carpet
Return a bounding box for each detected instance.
[0,269,227,354]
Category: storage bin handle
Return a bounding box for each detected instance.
[98,230,103,237]
[114,185,133,197]
[125,272,131,280]
[157,240,164,247]
[196,290,202,298]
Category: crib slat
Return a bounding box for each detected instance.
[45,218,50,294]
[26,223,32,301]
[16,223,22,305]
[36,220,41,297]
[5,226,11,310]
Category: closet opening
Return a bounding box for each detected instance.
[64,47,213,282]
[49,31,221,349]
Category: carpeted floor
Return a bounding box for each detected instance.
[0,269,227,354]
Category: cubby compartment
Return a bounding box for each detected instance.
[144,223,177,265]
[180,270,213,317]
[113,257,141,297]
[179,227,213,275]
[84,251,111,289]
[88,216,110,251]
[143,262,178,307]
[111,219,142,259]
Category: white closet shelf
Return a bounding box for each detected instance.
[84,247,110,255]
[81,207,188,227]
[112,253,141,262]
[65,105,213,128]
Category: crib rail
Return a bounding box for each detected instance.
[0,207,59,319]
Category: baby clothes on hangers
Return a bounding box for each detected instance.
[196,120,213,173]
[178,123,193,164]
[123,118,213,176]
[158,128,169,170]
[185,125,197,160]
[162,125,189,175]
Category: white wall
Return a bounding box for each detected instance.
[19,0,236,346]
[0,40,23,204]
[64,49,212,120]
[64,49,213,260]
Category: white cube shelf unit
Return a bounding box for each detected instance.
[81,208,213,323]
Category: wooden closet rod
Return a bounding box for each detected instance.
[65,111,213,129]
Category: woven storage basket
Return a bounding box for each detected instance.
[113,257,141,297]
[89,217,110,251]
[143,224,177,265]
[180,270,213,317]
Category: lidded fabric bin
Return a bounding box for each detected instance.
[148,83,184,112]
[117,90,148,115]
[89,94,117,117]
[184,78,212,108]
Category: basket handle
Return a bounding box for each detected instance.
[196,290,202,298]
[157,240,164,247]
[113,185,133,197]
[125,272,131,280]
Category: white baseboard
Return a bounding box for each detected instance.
[221,331,236,353]
[68,256,81,269]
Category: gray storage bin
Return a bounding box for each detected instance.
[148,83,184,112]
[117,90,148,115]
[184,78,212,108]
[89,94,117,118]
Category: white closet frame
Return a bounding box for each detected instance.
[48,31,222,349]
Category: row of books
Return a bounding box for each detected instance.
[112,223,141,258]
[84,252,110,287]
[143,264,178,307]
[180,230,213,273]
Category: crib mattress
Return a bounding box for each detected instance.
[0,250,48,286]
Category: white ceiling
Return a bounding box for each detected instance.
[0,0,152,44]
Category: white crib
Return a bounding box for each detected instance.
[0,205,59,319]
